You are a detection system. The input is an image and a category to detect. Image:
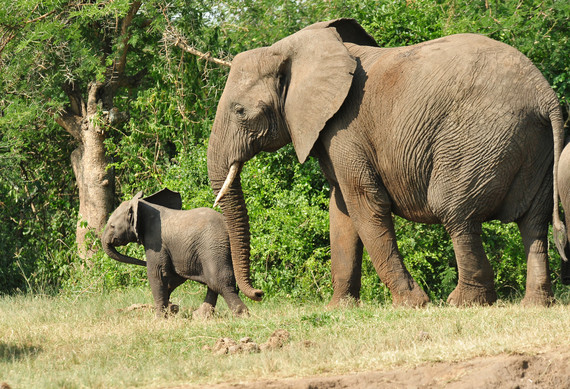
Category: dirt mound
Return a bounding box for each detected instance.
[205,329,291,355]
[208,346,570,388]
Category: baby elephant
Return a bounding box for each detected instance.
[101,188,248,317]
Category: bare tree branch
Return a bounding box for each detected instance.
[25,9,56,25]
[163,26,232,68]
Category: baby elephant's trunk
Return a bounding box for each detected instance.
[102,241,147,267]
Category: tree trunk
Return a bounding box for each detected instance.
[72,124,114,259]
[56,83,115,260]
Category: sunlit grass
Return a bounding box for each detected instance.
[1,285,569,388]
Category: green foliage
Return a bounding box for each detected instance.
[0,114,77,293]
[242,147,332,301]
[396,219,456,302]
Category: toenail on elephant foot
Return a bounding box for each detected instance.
[447,284,497,306]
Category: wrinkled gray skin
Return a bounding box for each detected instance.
[208,18,566,307]
[556,144,570,285]
[101,188,248,317]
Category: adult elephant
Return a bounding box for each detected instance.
[207,18,566,307]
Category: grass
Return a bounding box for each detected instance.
[1,284,569,388]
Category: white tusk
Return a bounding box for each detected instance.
[214,162,241,208]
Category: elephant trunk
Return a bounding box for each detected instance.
[102,241,147,267]
[208,159,263,302]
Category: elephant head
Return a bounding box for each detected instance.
[101,188,182,266]
[207,19,377,301]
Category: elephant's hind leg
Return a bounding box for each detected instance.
[517,202,553,306]
[447,228,497,306]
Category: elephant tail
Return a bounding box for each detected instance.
[550,102,567,262]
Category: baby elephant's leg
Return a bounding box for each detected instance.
[148,261,184,318]
[193,288,218,319]
[148,267,170,318]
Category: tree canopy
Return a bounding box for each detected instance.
[1,0,569,302]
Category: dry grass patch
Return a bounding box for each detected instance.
[0,287,568,388]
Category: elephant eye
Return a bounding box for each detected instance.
[233,104,246,119]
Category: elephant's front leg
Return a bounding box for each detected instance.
[328,185,363,307]
[147,260,172,317]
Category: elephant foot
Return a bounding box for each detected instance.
[193,302,215,320]
[391,282,429,308]
[327,295,360,309]
[327,290,360,308]
[447,284,497,306]
[154,302,180,318]
[231,304,250,318]
[521,290,554,307]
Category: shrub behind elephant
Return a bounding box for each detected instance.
[101,188,248,317]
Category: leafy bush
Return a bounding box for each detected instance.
[242,147,332,301]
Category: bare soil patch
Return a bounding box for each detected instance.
[205,346,570,389]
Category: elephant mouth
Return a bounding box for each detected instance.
[111,236,128,247]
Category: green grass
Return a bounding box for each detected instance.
[1,285,569,388]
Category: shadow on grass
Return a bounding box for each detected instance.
[0,342,42,362]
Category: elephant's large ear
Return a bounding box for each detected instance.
[272,28,357,163]
[143,188,182,210]
[131,191,144,240]
[301,18,378,47]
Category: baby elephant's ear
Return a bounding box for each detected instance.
[143,188,182,210]
[130,191,144,240]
